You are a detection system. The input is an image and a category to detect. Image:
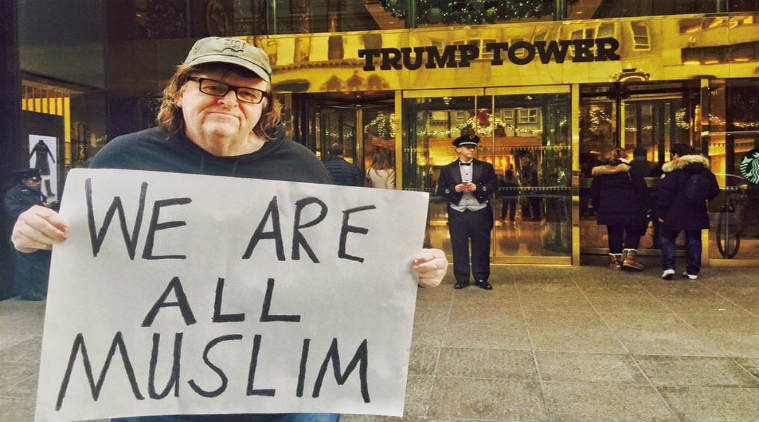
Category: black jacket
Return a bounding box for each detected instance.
[324,156,363,187]
[3,183,45,223]
[437,159,498,205]
[655,154,719,230]
[590,160,647,226]
[629,157,659,211]
[89,127,331,184]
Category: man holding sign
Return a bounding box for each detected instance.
[11,37,447,422]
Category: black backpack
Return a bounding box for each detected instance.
[684,172,715,203]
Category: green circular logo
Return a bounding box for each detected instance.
[740,148,759,184]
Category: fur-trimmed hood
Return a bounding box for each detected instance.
[592,161,630,176]
[661,154,709,173]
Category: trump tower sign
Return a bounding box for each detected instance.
[35,169,428,421]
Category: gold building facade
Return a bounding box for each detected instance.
[233,13,759,266]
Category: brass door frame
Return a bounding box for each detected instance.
[404,85,574,266]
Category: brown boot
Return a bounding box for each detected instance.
[608,253,622,270]
[622,249,645,271]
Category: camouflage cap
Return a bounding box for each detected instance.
[184,37,272,83]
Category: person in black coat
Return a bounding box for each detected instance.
[590,148,648,271]
[499,168,519,223]
[3,168,51,300]
[324,142,363,186]
[438,134,498,290]
[629,146,664,246]
[656,144,719,280]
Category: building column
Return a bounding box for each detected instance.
[0,0,21,298]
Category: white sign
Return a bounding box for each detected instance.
[36,169,429,422]
[28,135,58,201]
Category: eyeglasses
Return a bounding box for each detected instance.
[188,77,268,104]
[27,177,41,182]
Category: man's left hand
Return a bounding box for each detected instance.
[412,248,448,288]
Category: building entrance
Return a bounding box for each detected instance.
[403,86,572,264]
[288,92,397,186]
[578,81,701,255]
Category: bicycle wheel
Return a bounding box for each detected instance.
[716,206,741,259]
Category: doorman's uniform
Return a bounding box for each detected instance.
[3,169,50,300]
[437,135,497,289]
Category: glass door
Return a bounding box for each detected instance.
[403,91,478,254]
[485,88,572,260]
[578,82,700,254]
[403,86,572,263]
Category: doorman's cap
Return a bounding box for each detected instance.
[14,168,40,179]
[453,134,480,147]
[184,37,272,84]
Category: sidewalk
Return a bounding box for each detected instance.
[2,260,757,422]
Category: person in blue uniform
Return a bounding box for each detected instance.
[437,134,498,290]
[4,168,50,300]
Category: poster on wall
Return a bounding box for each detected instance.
[28,135,58,202]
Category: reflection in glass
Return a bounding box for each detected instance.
[363,108,397,188]
[707,78,759,261]
[404,93,571,259]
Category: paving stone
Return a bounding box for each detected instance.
[408,344,439,376]
[443,322,530,351]
[613,328,725,356]
[660,386,759,422]
[448,303,523,325]
[635,355,758,387]
[542,381,678,422]
[585,293,670,313]
[733,358,759,380]
[0,396,35,421]
[707,332,759,359]
[0,362,37,390]
[0,337,42,364]
[428,377,548,421]
[675,310,758,334]
[436,348,537,380]
[536,352,648,384]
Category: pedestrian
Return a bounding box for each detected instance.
[590,147,648,271]
[520,154,541,221]
[10,36,448,422]
[324,142,363,186]
[3,168,51,300]
[365,149,395,189]
[499,168,519,224]
[437,133,498,290]
[629,146,660,248]
[656,144,719,280]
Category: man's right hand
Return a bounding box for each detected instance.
[454,183,466,192]
[11,205,68,253]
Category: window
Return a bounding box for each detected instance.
[518,108,539,124]
[629,21,651,51]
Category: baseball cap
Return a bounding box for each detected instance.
[184,37,272,83]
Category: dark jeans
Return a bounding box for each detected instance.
[660,228,702,275]
[114,413,339,422]
[500,198,516,221]
[606,224,642,254]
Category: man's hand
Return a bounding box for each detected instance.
[11,205,68,253]
[463,182,476,192]
[454,184,466,192]
[412,248,448,288]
